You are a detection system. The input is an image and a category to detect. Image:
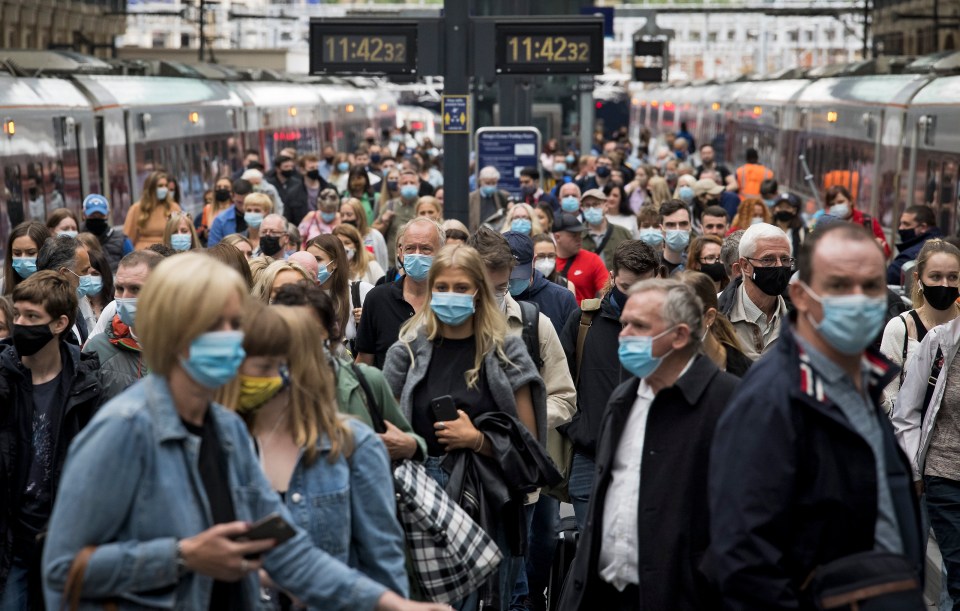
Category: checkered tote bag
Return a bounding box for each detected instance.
[393,460,502,603]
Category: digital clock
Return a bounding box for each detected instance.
[310,22,418,75]
[495,23,603,74]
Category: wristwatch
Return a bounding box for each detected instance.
[175,540,189,577]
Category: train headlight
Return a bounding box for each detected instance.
[711,102,720,111]
[380,103,389,112]
[289,106,298,117]
[345,104,355,113]
[188,111,200,124]
[826,111,839,123]
[3,119,14,137]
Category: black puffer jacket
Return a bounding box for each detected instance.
[0,341,101,606]
[557,294,628,459]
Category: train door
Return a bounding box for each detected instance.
[53,116,82,206]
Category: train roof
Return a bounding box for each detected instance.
[795,74,930,106]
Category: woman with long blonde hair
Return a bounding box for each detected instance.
[251,259,312,304]
[499,202,542,236]
[647,175,672,210]
[341,196,389,270]
[382,244,548,609]
[333,223,385,285]
[123,171,181,249]
[217,303,409,599]
[162,212,201,252]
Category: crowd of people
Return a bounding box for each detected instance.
[0,123,957,611]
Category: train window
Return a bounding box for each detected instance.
[923,158,939,206]
[25,162,45,221]
[4,165,24,228]
[940,160,957,230]
[46,161,66,211]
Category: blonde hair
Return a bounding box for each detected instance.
[273,305,353,464]
[913,239,960,309]
[415,196,443,219]
[252,259,312,303]
[216,301,289,409]
[222,233,252,251]
[647,176,672,210]
[399,244,512,388]
[333,223,373,279]
[162,212,200,249]
[138,252,248,375]
[342,197,371,236]
[500,202,543,235]
[244,192,273,214]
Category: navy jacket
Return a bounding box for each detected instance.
[516,270,579,336]
[887,227,943,285]
[704,322,924,610]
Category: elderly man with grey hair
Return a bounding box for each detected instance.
[468,165,513,232]
[718,223,792,360]
[38,235,95,344]
[558,277,738,611]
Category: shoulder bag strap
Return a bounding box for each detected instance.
[922,346,945,423]
[592,225,614,254]
[350,363,387,434]
[560,252,577,278]
[899,315,909,385]
[908,309,928,343]
[62,546,118,611]
[351,281,362,310]
[575,299,602,385]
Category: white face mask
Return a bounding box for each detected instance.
[534,259,556,277]
[495,289,508,312]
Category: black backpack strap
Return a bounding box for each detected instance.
[907,309,928,343]
[921,346,945,423]
[349,363,387,434]
[518,300,543,370]
[350,281,362,309]
[560,252,577,278]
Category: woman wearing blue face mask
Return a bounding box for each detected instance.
[299,187,343,244]
[86,248,114,327]
[123,171,182,250]
[162,212,201,253]
[43,253,447,611]
[500,203,542,237]
[306,234,373,351]
[329,152,351,192]
[46,208,80,239]
[383,244,549,610]
[2,221,47,296]
[242,192,272,255]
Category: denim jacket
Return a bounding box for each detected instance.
[284,418,408,599]
[42,375,387,610]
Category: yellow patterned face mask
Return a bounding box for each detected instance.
[237,375,284,413]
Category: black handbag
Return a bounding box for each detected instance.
[804,550,924,610]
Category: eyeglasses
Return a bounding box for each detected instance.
[699,255,721,264]
[534,254,557,261]
[745,255,795,268]
[261,229,286,237]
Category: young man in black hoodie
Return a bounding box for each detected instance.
[0,271,102,608]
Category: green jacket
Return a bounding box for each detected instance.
[334,357,426,460]
[582,221,633,270]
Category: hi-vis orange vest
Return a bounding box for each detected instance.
[735,163,774,198]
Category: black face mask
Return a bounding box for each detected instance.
[13,323,55,357]
[306,169,320,181]
[260,235,283,257]
[699,262,728,283]
[773,210,796,223]
[215,189,231,202]
[28,187,38,198]
[596,166,611,178]
[280,169,296,178]
[366,137,376,145]
[898,228,916,244]
[325,156,334,164]
[750,265,792,296]
[609,284,628,312]
[343,219,357,227]
[370,153,382,164]
[922,282,960,311]
[85,218,109,236]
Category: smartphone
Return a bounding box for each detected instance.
[431,395,459,422]
[234,513,296,545]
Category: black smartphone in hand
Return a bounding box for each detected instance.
[234,513,296,545]
[431,395,459,422]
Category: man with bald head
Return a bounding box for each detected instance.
[707,223,923,608]
[558,182,583,218]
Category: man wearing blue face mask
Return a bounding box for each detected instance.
[580,189,632,270]
[557,181,582,219]
[468,166,512,232]
[376,169,420,256]
[355,217,444,368]
[558,278,737,611]
[37,236,94,346]
[207,179,254,247]
[706,223,924,610]
[83,250,161,401]
[659,200,692,276]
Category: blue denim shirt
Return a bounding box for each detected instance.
[284,418,408,598]
[42,375,387,610]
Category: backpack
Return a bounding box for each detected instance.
[518,300,543,370]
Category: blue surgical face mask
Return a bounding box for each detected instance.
[565,155,576,165]
[170,233,192,251]
[400,185,419,200]
[639,228,664,247]
[678,186,695,204]
[431,291,476,326]
[800,282,887,355]
[337,162,350,173]
[583,207,604,226]
[403,253,433,281]
[553,162,567,174]
[480,185,497,198]
[78,274,102,298]
[321,211,337,223]
[244,212,263,228]
[618,326,676,379]
[116,297,137,327]
[829,203,850,219]
[511,218,532,234]
[561,196,580,213]
[317,262,332,285]
[57,230,78,239]
[179,330,246,389]
[12,257,37,279]
[156,187,168,201]
[665,229,690,252]
[509,277,530,296]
